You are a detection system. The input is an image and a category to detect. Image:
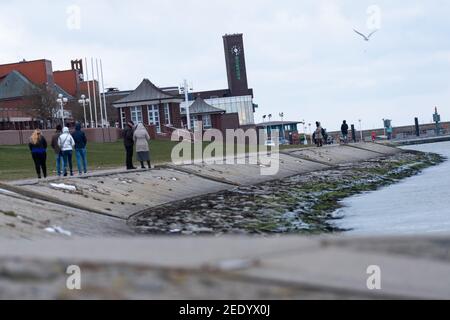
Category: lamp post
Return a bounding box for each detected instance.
[78,95,90,128]
[279,113,284,144]
[56,94,68,125]
[302,120,308,145]
[308,123,312,145]
[358,119,363,142]
[180,80,193,130]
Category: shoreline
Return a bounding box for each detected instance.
[130,150,444,236]
[0,142,441,239]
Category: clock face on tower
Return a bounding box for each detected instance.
[231,45,241,56]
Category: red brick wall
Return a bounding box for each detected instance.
[0,97,36,119]
[79,80,99,98]
[54,70,80,97]
[170,102,182,128]
[219,113,240,133]
[0,60,54,86]
[211,114,221,129]
[0,128,121,145]
[142,105,150,126]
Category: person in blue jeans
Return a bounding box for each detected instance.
[72,122,88,175]
[58,127,75,177]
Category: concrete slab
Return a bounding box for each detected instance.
[15,168,231,219]
[350,142,402,155]
[0,237,319,269]
[287,145,383,165]
[238,246,450,299]
[0,192,133,240]
[1,236,449,299]
[172,154,328,186]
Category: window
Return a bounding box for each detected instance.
[164,103,171,125]
[203,114,212,129]
[130,106,143,124]
[190,115,199,130]
[148,105,161,134]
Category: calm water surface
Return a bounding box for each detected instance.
[333,141,450,236]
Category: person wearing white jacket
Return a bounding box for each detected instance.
[58,127,75,176]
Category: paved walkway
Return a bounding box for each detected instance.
[1,236,449,299]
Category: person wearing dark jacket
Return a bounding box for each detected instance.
[123,121,137,170]
[341,120,349,143]
[51,125,63,176]
[29,129,48,179]
[72,122,88,175]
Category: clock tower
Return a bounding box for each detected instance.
[223,34,250,96]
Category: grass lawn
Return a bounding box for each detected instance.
[0,141,179,181]
[0,140,307,181]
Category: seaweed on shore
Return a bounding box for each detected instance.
[129,151,444,236]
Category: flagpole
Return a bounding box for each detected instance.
[100,59,108,127]
[91,57,98,127]
[96,59,104,127]
[84,57,93,128]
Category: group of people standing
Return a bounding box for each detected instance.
[312,120,350,147]
[122,121,152,170]
[28,121,152,180]
[28,123,88,179]
[313,122,327,147]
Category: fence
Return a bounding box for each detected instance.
[0,128,122,146]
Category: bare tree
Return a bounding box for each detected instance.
[24,84,58,128]
[66,99,84,124]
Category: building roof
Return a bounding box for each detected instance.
[256,121,301,127]
[54,84,74,100]
[181,97,225,116]
[0,70,37,100]
[113,79,183,107]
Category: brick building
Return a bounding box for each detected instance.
[181,34,258,126]
[113,79,183,137]
[181,97,240,133]
[0,59,100,130]
[0,60,77,130]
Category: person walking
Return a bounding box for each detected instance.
[51,125,63,177]
[58,127,75,177]
[28,129,48,179]
[371,131,377,142]
[341,120,349,144]
[72,122,88,175]
[133,123,151,169]
[123,121,137,170]
[314,122,324,147]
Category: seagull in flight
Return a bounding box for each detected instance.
[353,29,378,41]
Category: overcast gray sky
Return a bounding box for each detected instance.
[1,0,449,130]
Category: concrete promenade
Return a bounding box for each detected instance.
[0,142,400,238]
[392,134,450,146]
[1,236,450,299]
[3,142,447,300]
